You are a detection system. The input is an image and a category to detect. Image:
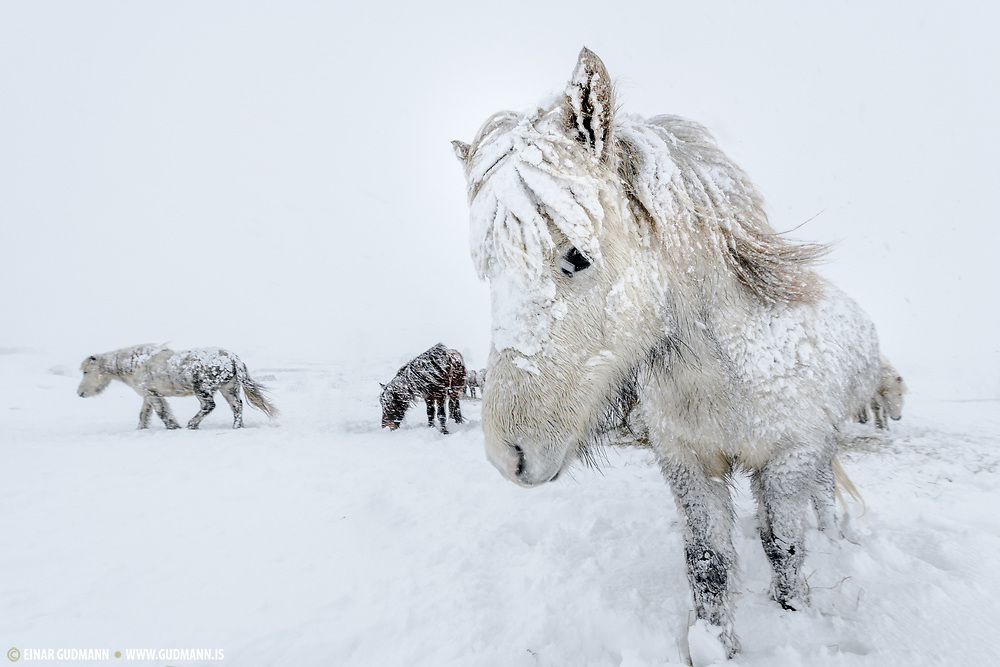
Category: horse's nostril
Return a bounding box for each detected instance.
[512,444,526,478]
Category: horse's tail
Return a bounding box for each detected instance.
[832,455,865,515]
[236,361,279,419]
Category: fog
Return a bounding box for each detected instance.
[3,1,998,398]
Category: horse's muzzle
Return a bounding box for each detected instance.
[486,437,565,488]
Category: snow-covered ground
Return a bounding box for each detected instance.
[3,347,999,666]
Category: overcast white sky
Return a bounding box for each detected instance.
[2,1,997,398]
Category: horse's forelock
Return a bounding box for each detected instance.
[466,108,609,284]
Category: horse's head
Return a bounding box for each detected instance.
[454,48,659,486]
[77,355,112,397]
[379,382,408,430]
[882,374,907,421]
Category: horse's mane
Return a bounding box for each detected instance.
[98,344,166,377]
[616,115,828,303]
[465,104,827,304]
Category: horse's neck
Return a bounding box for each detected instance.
[393,369,417,395]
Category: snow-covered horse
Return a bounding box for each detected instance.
[380,343,466,433]
[464,368,482,398]
[453,48,882,656]
[78,344,278,429]
[857,354,907,429]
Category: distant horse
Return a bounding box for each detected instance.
[380,344,466,433]
[464,368,481,398]
[857,354,907,429]
[78,344,278,429]
[453,48,881,656]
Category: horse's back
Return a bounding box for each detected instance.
[137,347,240,396]
[727,283,880,439]
[404,344,466,398]
[647,282,880,468]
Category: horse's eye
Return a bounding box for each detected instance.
[559,247,591,276]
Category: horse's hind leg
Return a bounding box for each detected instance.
[220,381,243,428]
[187,388,216,429]
[661,458,740,657]
[448,387,464,424]
[436,395,448,433]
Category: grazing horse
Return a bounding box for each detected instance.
[78,344,278,429]
[857,354,907,429]
[380,343,466,433]
[453,48,882,656]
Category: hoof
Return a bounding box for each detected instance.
[687,618,739,665]
[771,584,809,611]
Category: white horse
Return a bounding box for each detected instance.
[857,354,907,429]
[453,48,882,657]
[78,344,278,429]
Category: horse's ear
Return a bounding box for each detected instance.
[563,46,615,163]
[452,140,471,163]
[379,382,386,389]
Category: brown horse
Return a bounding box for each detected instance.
[380,344,466,433]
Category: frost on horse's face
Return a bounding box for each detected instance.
[454,54,656,487]
[77,356,112,397]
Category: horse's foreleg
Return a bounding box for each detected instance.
[661,458,740,657]
[187,389,216,429]
[150,395,180,429]
[752,440,829,610]
[856,405,869,424]
[220,381,243,428]
[138,398,153,429]
[872,397,887,430]
[425,398,436,427]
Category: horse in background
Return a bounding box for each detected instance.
[453,48,883,657]
[464,368,482,398]
[857,354,907,429]
[380,344,466,433]
[78,344,278,429]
